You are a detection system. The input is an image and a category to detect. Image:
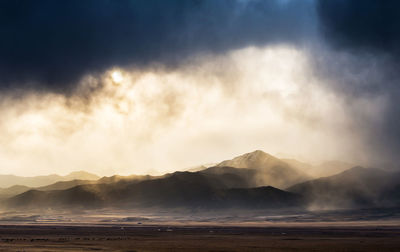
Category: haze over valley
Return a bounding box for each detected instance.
[0,150,398,220]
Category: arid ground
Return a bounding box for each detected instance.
[0,223,399,251]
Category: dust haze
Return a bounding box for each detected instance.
[0,45,384,176]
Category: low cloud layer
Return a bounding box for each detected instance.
[1,0,400,175]
[0,46,377,176]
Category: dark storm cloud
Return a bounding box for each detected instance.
[317,0,400,56]
[316,0,400,92]
[0,0,314,93]
[316,0,400,91]
[316,0,400,164]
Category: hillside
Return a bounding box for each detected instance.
[215,150,312,188]
[283,159,353,177]
[5,171,304,210]
[0,185,30,200]
[0,171,100,188]
[287,166,400,209]
[3,151,400,212]
[200,166,258,188]
[0,174,156,199]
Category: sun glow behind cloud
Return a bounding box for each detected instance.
[111,70,124,84]
[0,45,385,176]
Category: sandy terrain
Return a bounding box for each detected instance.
[0,224,398,251]
[0,209,398,251]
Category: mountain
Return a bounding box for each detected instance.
[5,151,399,211]
[200,166,258,188]
[0,171,100,188]
[0,185,30,200]
[315,161,354,177]
[214,150,312,188]
[36,179,96,191]
[5,171,304,210]
[0,180,98,200]
[97,174,156,184]
[287,166,400,209]
[38,174,156,191]
[0,150,317,198]
[0,174,155,199]
[283,159,353,177]
[62,171,100,181]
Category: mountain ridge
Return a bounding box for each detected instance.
[2,150,398,212]
[287,166,400,209]
[4,170,305,210]
[0,171,100,188]
[214,150,312,188]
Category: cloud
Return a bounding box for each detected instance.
[0,0,315,93]
[315,0,400,164]
[0,45,373,176]
[317,0,400,55]
[2,0,400,174]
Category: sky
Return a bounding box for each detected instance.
[0,0,399,176]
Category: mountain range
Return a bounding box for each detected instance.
[6,171,303,210]
[0,171,99,188]
[1,150,399,211]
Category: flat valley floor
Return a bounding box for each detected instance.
[0,224,399,251]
